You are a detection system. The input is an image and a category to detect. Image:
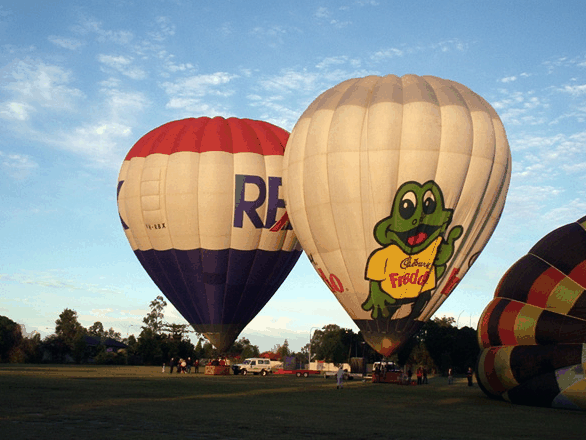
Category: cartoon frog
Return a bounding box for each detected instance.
[362,180,463,320]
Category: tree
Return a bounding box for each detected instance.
[226,337,259,359]
[277,339,291,360]
[142,295,167,334]
[88,321,106,338]
[0,316,23,362]
[162,322,191,341]
[396,316,479,374]
[21,332,43,363]
[41,334,69,363]
[104,327,122,342]
[55,308,86,349]
[312,325,354,364]
[137,327,163,365]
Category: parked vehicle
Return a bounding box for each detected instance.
[232,358,273,376]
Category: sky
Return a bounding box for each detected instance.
[1,0,586,353]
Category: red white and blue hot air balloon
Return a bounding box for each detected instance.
[117,117,302,352]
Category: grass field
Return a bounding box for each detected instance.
[0,365,583,439]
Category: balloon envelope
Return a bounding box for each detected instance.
[283,74,511,356]
[477,216,586,410]
[118,117,302,352]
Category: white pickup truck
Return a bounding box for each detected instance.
[232,358,273,376]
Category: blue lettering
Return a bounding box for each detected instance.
[234,174,266,228]
[265,177,286,229]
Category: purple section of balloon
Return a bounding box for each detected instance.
[134,247,302,329]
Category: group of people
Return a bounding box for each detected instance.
[404,366,428,385]
[208,357,228,366]
[164,357,200,374]
[448,367,474,386]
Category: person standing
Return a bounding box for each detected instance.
[416,367,423,385]
[407,367,413,385]
[336,366,344,389]
[423,367,428,384]
[169,357,175,374]
[467,367,473,386]
[448,368,453,385]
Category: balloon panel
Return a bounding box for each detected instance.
[118,117,301,352]
[283,74,511,356]
[477,344,586,410]
[477,216,586,410]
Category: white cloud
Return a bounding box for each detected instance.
[161,72,237,115]
[162,72,236,97]
[0,101,34,121]
[491,90,548,125]
[0,151,38,179]
[59,121,133,166]
[558,84,586,96]
[149,16,175,42]
[370,48,404,62]
[500,76,517,83]
[315,7,330,19]
[2,59,83,112]
[432,39,468,53]
[98,54,146,80]
[250,25,287,47]
[48,35,84,50]
[74,17,133,45]
[259,68,320,94]
[316,56,361,70]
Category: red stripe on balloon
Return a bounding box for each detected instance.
[483,347,508,394]
[124,117,289,160]
[479,299,499,348]
[568,260,586,289]
[498,300,524,346]
[526,266,565,309]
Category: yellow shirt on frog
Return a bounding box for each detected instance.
[365,236,442,299]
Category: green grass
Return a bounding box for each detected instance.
[0,365,583,439]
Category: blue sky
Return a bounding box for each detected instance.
[1,1,586,352]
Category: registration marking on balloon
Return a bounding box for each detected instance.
[308,253,346,293]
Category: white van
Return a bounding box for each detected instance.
[233,358,273,376]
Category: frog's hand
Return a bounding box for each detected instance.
[435,225,464,267]
[362,281,396,319]
[447,225,464,244]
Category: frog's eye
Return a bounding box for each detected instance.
[422,190,436,215]
[399,191,417,219]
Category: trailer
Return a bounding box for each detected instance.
[322,370,364,380]
[274,368,321,378]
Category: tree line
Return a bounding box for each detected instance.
[0,297,478,374]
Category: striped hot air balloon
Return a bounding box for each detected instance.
[477,216,586,410]
[117,117,302,352]
[283,74,511,357]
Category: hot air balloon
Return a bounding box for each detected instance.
[117,117,302,352]
[477,216,586,410]
[282,74,511,356]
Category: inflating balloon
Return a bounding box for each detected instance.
[477,216,586,410]
[283,74,511,356]
[117,117,302,352]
